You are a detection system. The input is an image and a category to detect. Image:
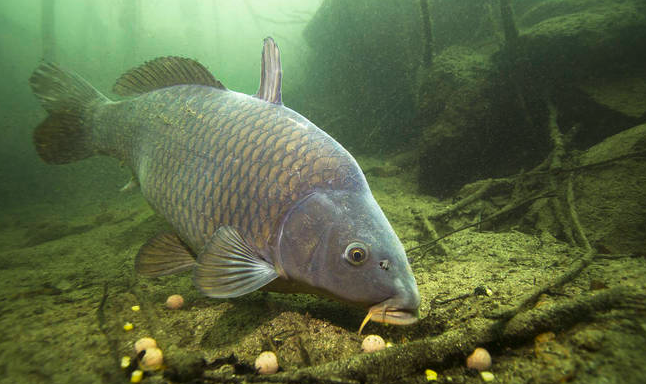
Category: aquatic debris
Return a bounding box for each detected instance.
[130,369,143,383]
[131,305,140,311]
[473,286,494,297]
[123,322,134,331]
[121,356,131,369]
[425,368,438,381]
[534,331,556,345]
[466,347,492,371]
[480,371,495,382]
[361,335,386,353]
[220,288,637,383]
[255,351,278,375]
[134,337,158,354]
[433,285,494,305]
[589,279,608,290]
[165,294,184,310]
[139,347,163,371]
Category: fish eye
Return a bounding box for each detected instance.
[344,242,369,266]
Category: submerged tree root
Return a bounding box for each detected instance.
[409,190,552,255]
[410,102,646,256]
[197,286,641,384]
[499,287,642,343]
[428,179,495,221]
[409,147,646,256]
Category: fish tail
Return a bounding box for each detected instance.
[29,62,109,164]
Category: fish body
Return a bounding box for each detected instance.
[29,38,420,328]
[92,85,355,257]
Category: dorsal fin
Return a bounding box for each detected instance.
[254,37,282,105]
[113,56,226,96]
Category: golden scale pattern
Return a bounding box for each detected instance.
[106,85,364,254]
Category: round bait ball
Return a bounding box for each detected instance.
[361,334,386,353]
[134,337,158,354]
[255,351,278,375]
[466,347,492,371]
[139,347,164,371]
[166,294,184,309]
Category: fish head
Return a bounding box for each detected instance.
[276,189,420,327]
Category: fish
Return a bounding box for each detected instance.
[28,37,420,331]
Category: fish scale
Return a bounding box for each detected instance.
[94,85,361,255]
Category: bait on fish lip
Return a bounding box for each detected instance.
[358,304,419,334]
[358,311,374,334]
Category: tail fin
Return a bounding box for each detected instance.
[29,62,108,164]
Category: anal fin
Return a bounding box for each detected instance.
[135,232,196,277]
[194,226,278,298]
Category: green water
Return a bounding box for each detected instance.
[1,1,645,383]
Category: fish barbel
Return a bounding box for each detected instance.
[29,37,420,331]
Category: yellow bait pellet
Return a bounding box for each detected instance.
[121,356,131,369]
[385,342,394,348]
[131,305,140,312]
[425,369,438,381]
[131,369,144,383]
[480,371,495,382]
[123,322,134,331]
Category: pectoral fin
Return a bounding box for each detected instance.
[135,232,196,277]
[194,226,278,298]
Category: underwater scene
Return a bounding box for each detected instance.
[1,0,645,383]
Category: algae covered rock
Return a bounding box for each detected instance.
[513,0,646,147]
[416,46,548,197]
[573,123,646,253]
[416,46,495,197]
[415,0,646,197]
[515,0,646,81]
[523,123,646,252]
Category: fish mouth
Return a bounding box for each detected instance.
[358,301,419,334]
